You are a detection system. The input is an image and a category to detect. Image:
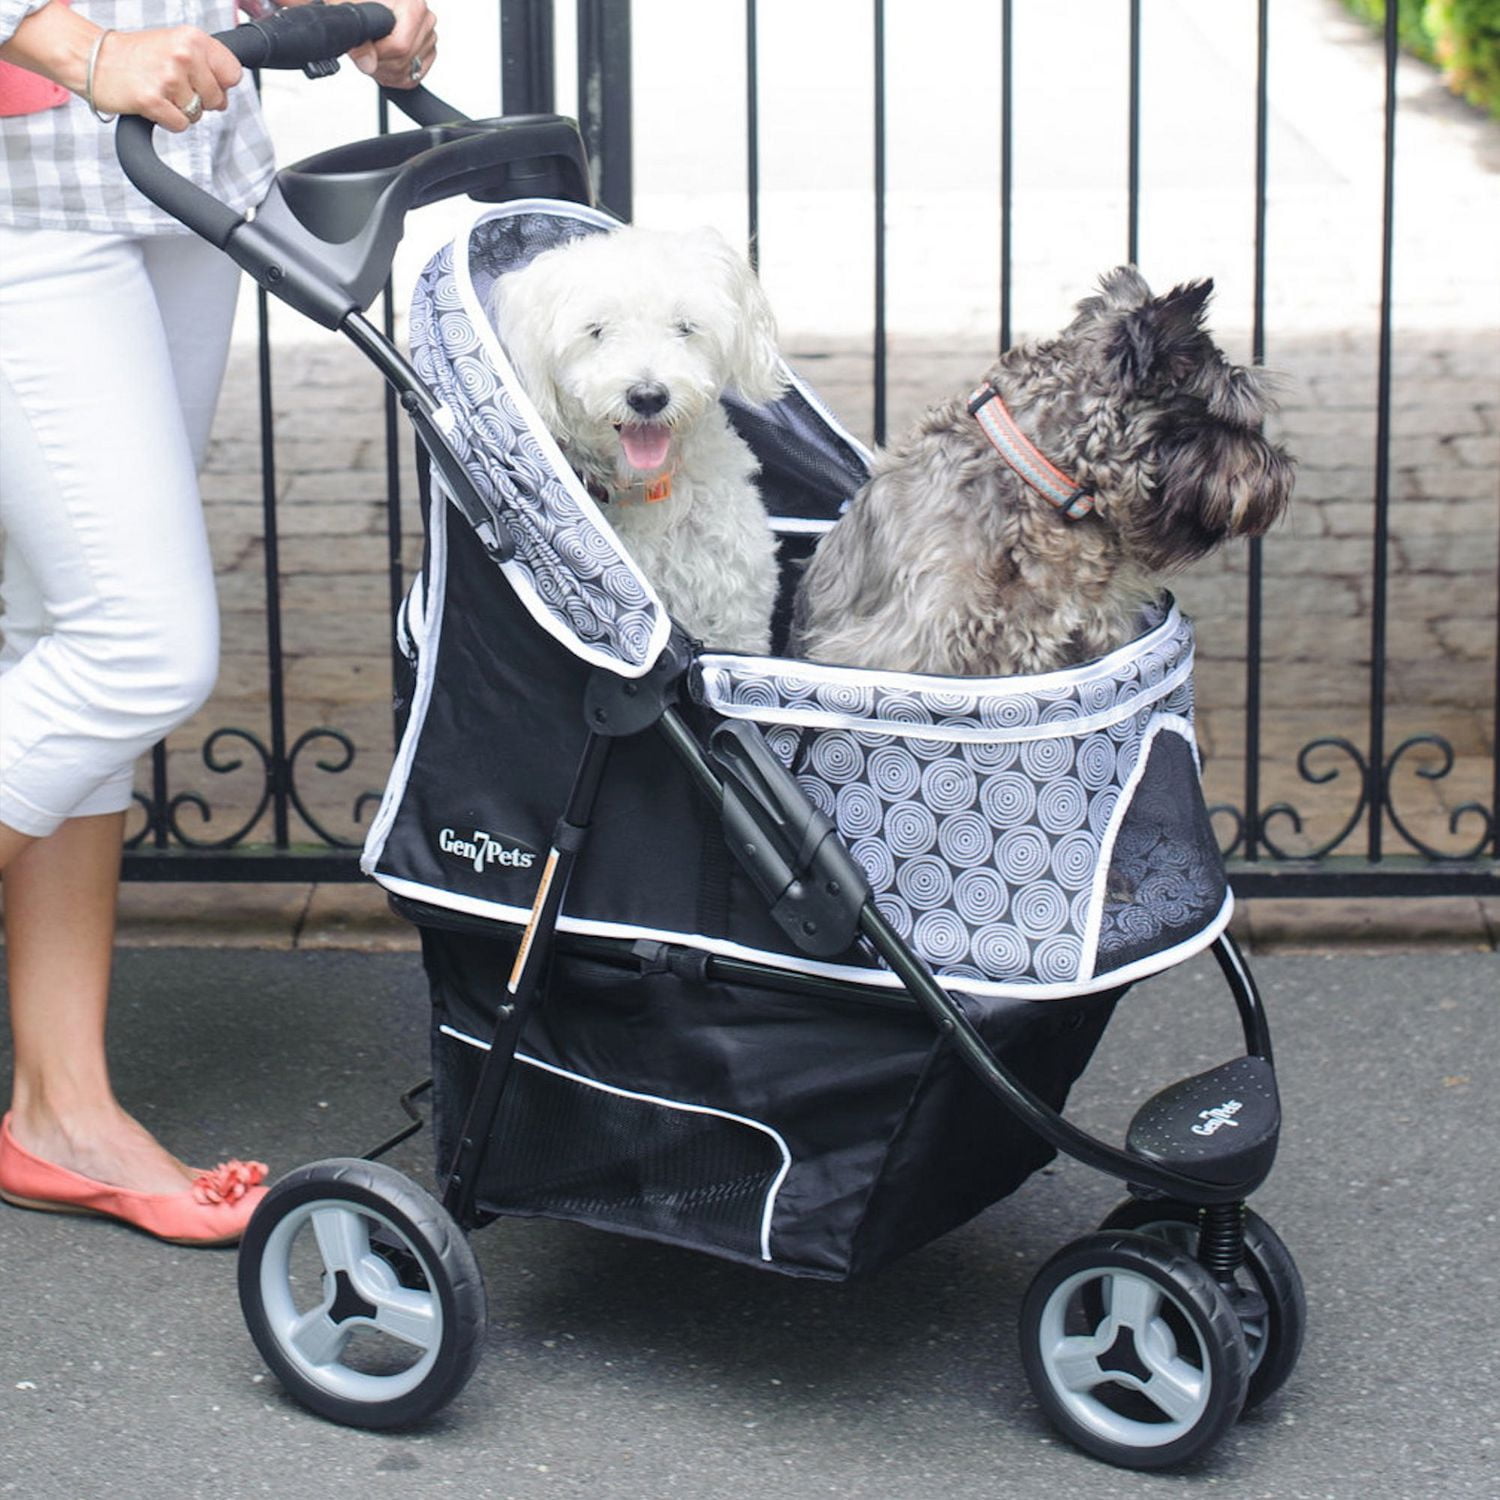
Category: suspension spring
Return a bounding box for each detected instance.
[1198,1201,1247,1281]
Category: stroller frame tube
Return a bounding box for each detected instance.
[439,729,614,1225]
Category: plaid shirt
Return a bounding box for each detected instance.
[0,1,276,233]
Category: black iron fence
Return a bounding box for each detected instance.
[122,0,1499,902]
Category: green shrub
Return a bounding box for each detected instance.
[1427,0,1500,115]
[1342,0,1500,118]
[1343,0,1439,60]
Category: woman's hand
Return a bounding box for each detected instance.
[88,26,242,131]
[0,2,241,129]
[336,0,437,90]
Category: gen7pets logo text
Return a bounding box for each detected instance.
[438,827,537,874]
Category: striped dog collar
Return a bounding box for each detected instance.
[968,383,1094,520]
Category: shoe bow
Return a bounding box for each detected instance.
[190,1159,268,1206]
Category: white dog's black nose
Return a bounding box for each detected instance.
[626,382,670,418]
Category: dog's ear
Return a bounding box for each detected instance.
[1201,360,1282,428]
[1139,413,1295,570]
[1108,278,1215,392]
[693,227,788,407]
[488,262,565,431]
[1095,265,1154,309]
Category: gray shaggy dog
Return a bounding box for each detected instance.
[790,267,1294,676]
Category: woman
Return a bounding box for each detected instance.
[0,0,435,1244]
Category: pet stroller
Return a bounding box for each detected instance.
[121,6,1304,1470]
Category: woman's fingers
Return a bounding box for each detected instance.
[344,0,438,90]
[90,27,242,131]
[177,52,230,121]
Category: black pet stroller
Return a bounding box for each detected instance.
[121,5,1304,1470]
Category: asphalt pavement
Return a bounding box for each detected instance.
[1,944,1496,1499]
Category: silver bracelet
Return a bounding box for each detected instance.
[85,28,116,124]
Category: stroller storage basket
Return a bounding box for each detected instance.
[417,920,1120,1280]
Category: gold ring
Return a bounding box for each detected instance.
[182,92,203,123]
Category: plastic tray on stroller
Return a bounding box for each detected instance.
[117,10,1304,1469]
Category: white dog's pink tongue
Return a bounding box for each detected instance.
[619,422,672,472]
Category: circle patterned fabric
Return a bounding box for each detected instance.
[698,604,1225,989]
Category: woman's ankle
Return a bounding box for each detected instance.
[3,1099,193,1192]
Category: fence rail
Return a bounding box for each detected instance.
[121,0,1499,902]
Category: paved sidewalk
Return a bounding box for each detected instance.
[1,946,1495,1498]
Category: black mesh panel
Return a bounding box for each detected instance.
[1096,730,1227,972]
[478,1060,784,1261]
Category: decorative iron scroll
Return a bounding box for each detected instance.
[286,728,383,850]
[126,727,380,854]
[1210,732,1497,864]
[1382,735,1495,861]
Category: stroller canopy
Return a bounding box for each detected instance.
[407,200,868,678]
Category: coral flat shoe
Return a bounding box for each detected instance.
[0,1114,267,1246]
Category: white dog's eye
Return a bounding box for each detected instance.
[674,318,697,338]
[584,321,606,342]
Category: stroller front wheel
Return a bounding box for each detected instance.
[1098,1197,1305,1411]
[1019,1232,1250,1469]
[238,1158,486,1429]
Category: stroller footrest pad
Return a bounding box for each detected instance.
[1125,1056,1279,1192]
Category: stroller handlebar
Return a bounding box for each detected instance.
[114,6,594,331]
[220,1,394,71]
[115,3,400,253]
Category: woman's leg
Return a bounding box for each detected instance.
[1,814,202,1193]
[0,227,240,1192]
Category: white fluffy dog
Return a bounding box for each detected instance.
[489,225,788,654]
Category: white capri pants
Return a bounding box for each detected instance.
[0,225,239,838]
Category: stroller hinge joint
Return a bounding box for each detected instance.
[583,633,694,736]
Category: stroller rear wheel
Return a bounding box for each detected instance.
[238,1159,485,1429]
[1019,1232,1250,1469]
[1098,1197,1305,1410]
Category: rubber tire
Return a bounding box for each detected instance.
[1099,1198,1306,1410]
[1019,1231,1251,1470]
[238,1158,485,1429]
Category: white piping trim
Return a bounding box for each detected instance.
[1078,713,1208,982]
[445,202,672,680]
[434,1035,792,1262]
[375,871,1229,1001]
[361,493,451,874]
[699,651,1195,745]
[394,569,429,662]
[699,601,1185,700]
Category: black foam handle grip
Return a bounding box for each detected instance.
[221,1,394,69]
